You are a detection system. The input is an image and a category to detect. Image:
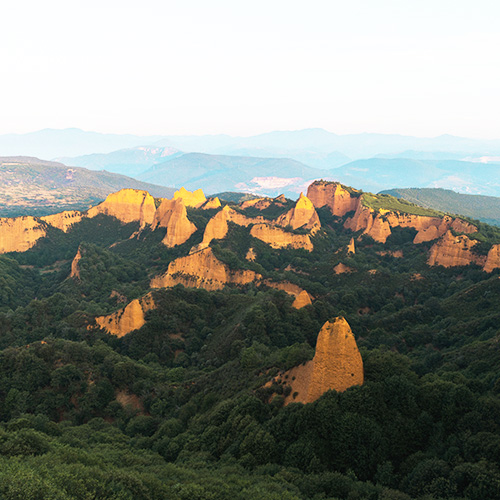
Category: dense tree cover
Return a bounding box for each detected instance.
[0,204,499,499]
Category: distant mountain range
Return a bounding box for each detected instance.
[0,157,175,217]
[380,187,500,227]
[5,128,500,165]
[330,158,500,197]
[137,153,327,197]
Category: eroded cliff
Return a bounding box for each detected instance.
[307,181,360,216]
[95,293,155,337]
[152,198,197,247]
[277,193,320,233]
[428,230,485,268]
[86,189,156,227]
[0,216,47,254]
[250,223,313,251]
[150,247,261,291]
[173,187,207,208]
[270,317,363,405]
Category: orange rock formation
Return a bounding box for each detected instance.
[246,247,256,261]
[86,189,156,227]
[307,181,360,216]
[152,198,197,247]
[95,293,155,337]
[292,290,313,309]
[428,230,485,268]
[277,193,321,233]
[70,246,83,279]
[41,211,83,232]
[272,317,363,405]
[173,187,207,208]
[334,262,353,274]
[484,244,500,273]
[250,223,313,251]
[150,247,261,291]
[201,197,222,210]
[0,216,47,254]
[347,237,355,254]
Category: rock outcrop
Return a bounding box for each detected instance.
[150,247,261,291]
[173,187,207,208]
[246,247,256,261]
[152,198,197,247]
[344,205,392,243]
[0,216,47,254]
[484,244,500,273]
[95,293,155,337]
[334,262,353,274]
[250,223,313,251]
[41,211,83,232]
[307,181,361,216]
[347,237,355,254]
[277,193,321,233]
[86,189,156,227]
[292,290,313,309]
[201,197,221,210]
[428,230,485,268]
[271,317,363,405]
[70,246,83,279]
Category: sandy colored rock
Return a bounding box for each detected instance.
[428,230,485,268]
[271,317,363,405]
[307,181,360,216]
[246,247,256,261]
[240,197,272,210]
[377,250,403,258]
[41,210,83,232]
[277,193,321,233]
[483,244,500,273]
[334,262,353,274]
[70,246,83,279]
[250,223,313,251]
[292,290,313,309]
[347,237,355,254]
[173,187,207,208]
[263,280,305,297]
[87,189,156,227]
[150,247,261,291]
[0,216,47,254]
[201,197,222,210]
[95,293,155,337]
[152,198,197,247]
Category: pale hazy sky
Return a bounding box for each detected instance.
[1,0,499,138]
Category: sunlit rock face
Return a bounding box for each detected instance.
[86,189,156,227]
[152,198,197,247]
[0,216,47,253]
[291,290,313,309]
[307,181,360,217]
[201,197,222,210]
[484,244,500,273]
[250,223,313,251]
[428,230,485,268]
[270,317,363,405]
[173,187,207,208]
[150,247,261,291]
[41,211,83,232]
[95,293,155,337]
[277,193,321,233]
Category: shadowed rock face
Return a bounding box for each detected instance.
[307,181,360,216]
[95,293,155,337]
[87,189,156,227]
[70,246,83,279]
[270,317,363,405]
[428,230,486,268]
[0,216,47,253]
[152,198,197,247]
[173,187,206,208]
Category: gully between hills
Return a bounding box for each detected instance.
[1,182,499,404]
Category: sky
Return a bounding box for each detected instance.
[1,0,500,138]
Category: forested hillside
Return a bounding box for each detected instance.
[0,182,499,499]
